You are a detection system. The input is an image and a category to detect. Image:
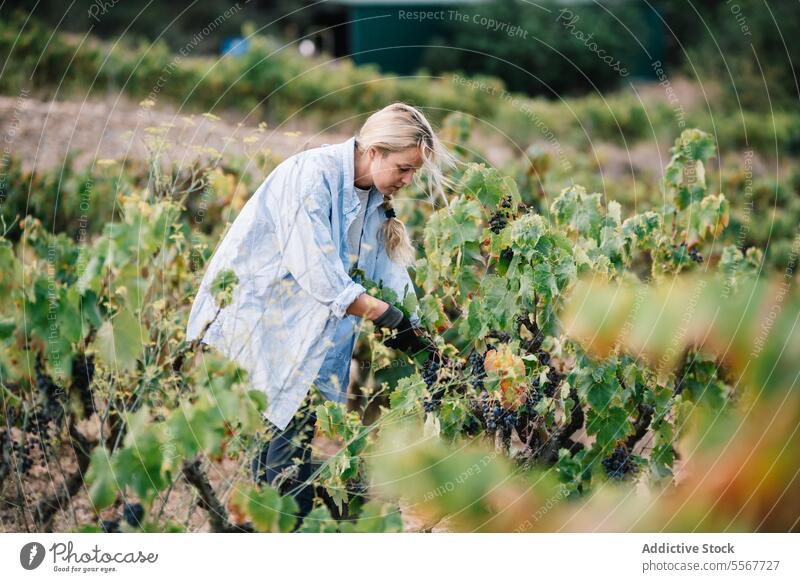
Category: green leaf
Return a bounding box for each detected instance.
[550,185,603,240]
[113,431,167,501]
[576,364,619,411]
[686,194,729,244]
[0,317,15,339]
[458,298,488,341]
[458,163,506,208]
[80,291,103,331]
[297,505,339,532]
[247,485,298,533]
[533,262,558,300]
[510,213,546,251]
[86,447,120,510]
[338,501,403,533]
[96,307,145,372]
[59,286,83,343]
[586,406,632,452]
[211,269,239,309]
[315,401,346,439]
[389,375,426,411]
[76,238,108,295]
[167,402,222,459]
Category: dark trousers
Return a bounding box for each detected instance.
[251,404,318,525]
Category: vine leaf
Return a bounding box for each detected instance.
[96,306,145,372]
[85,448,119,511]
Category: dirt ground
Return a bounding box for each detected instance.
[0,91,351,176]
[0,90,676,181]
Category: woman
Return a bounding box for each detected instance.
[185,102,455,522]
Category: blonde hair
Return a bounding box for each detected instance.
[355,102,457,266]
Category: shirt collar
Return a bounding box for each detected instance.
[341,135,387,219]
[338,136,360,221]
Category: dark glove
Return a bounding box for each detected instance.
[374,305,428,354]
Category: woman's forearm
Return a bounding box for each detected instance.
[346,292,390,320]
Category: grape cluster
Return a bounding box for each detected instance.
[72,352,96,418]
[540,352,563,398]
[28,408,55,443]
[422,356,440,390]
[489,196,514,234]
[543,380,557,398]
[123,502,144,528]
[10,354,72,475]
[500,248,514,263]
[488,330,511,343]
[526,379,543,416]
[101,519,121,533]
[468,352,486,391]
[481,397,516,433]
[674,243,704,265]
[346,478,368,500]
[462,413,482,437]
[488,212,508,234]
[486,402,502,432]
[16,409,58,472]
[477,395,492,431]
[502,411,517,431]
[421,355,444,411]
[10,436,36,473]
[602,446,638,479]
[34,355,65,423]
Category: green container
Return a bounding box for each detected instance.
[334,0,663,80]
[334,0,482,75]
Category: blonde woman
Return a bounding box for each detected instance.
[185,102,456,524]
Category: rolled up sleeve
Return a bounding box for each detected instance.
[275,159,366,319]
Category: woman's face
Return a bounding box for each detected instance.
[368,146,423,195]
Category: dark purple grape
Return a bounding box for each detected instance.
[689,247,703,263]
[537,350,551,366]
[72,352,96,417]
[603,446,638,479]
[101,519,121,533]
[422,356,440,390]
[468,352,486,391]
[123,502,144,527]
[503,412,517,429]
[488,330,511,343]
[489,212,508,234]
[543,382,556,398]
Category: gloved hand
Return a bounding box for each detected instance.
[373,305,429,355]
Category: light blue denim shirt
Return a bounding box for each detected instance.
[185,136,419,430]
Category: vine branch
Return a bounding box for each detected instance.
[181,456,251,533]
